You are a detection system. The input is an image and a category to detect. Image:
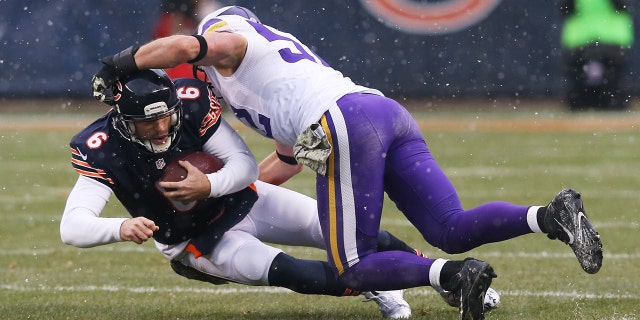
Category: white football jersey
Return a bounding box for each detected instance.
[196,15,382,146]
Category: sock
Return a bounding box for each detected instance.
[536,206,548,233]
[526,205,546,233]
[268,252,356,296]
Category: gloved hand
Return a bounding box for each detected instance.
[91,56,118,105]
[293,123,332,175]
[90,46,140,105]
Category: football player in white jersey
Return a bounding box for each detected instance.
[91,6,602,320]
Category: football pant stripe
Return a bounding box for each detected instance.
[323,107,360,275]
[320,114,342,274]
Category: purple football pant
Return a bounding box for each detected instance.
[315,93,532,291]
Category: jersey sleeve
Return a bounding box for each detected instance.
[69,115,116,187]
[203,119,258,197]
[174,79,258,198]
[60,176,127,248]
[173,78,258,197]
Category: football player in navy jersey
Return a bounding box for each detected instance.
[63,69,431,318]
[90,6,603,320]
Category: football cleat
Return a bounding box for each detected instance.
[448,258,497,320]
[363,290,411,319]
[437,287,500,311]
[170,260,229,285]
[544,189,603,274]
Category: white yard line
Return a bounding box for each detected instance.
[1,246,638,259]
[1,283,637,300]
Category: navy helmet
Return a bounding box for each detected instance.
[112,69,182,153]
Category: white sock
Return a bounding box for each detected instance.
[429,258,448,290]
[526,205,545,233]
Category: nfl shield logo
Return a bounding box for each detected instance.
[156,158,166,170]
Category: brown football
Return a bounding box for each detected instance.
[160,151,224,182]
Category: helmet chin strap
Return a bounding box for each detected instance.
[135,136,173,153]
[148,138,172,153]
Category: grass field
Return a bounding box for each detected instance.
[1,98,639,319]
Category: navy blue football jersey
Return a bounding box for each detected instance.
[70,78,255,247]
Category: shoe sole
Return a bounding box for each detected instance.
[567,212,603,274]
[552,189,603,274]
[460,262,496,320]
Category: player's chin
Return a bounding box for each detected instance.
[151,137,169,144]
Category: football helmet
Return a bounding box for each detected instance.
[112,69,182,154]
[211,5,261,23]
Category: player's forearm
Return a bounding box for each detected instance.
[258,142,303,185]
[206,150,258,197]
[135,35,200,69]
[60,209,127,248]
[258,152,303,186]
[202,120,259,197]
[60,176,126,248]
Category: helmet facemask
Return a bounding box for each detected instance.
[114,103,182,154]
[112,69,183,154]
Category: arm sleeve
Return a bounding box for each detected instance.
[202,118,259,198]
[60,176,128,248]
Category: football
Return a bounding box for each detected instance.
[160,151,224,182]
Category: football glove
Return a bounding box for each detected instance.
[91,45,140,105]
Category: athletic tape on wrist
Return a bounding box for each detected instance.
[112,45,140,76]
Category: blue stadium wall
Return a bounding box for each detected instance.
[0,0,637,99]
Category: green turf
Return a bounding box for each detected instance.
[1,101,638,319]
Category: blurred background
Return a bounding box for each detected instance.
[0,0,637,110]
[1,3,639,318]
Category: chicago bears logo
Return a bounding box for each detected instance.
[113,81,123,101]
[360,0,502,35]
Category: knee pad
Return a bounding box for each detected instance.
[228,240,281,284]
[207,230,282,285]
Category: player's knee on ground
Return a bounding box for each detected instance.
[208,230,282,285]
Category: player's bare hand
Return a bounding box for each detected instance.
[120,217,159,244]
[158,160,212,203]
